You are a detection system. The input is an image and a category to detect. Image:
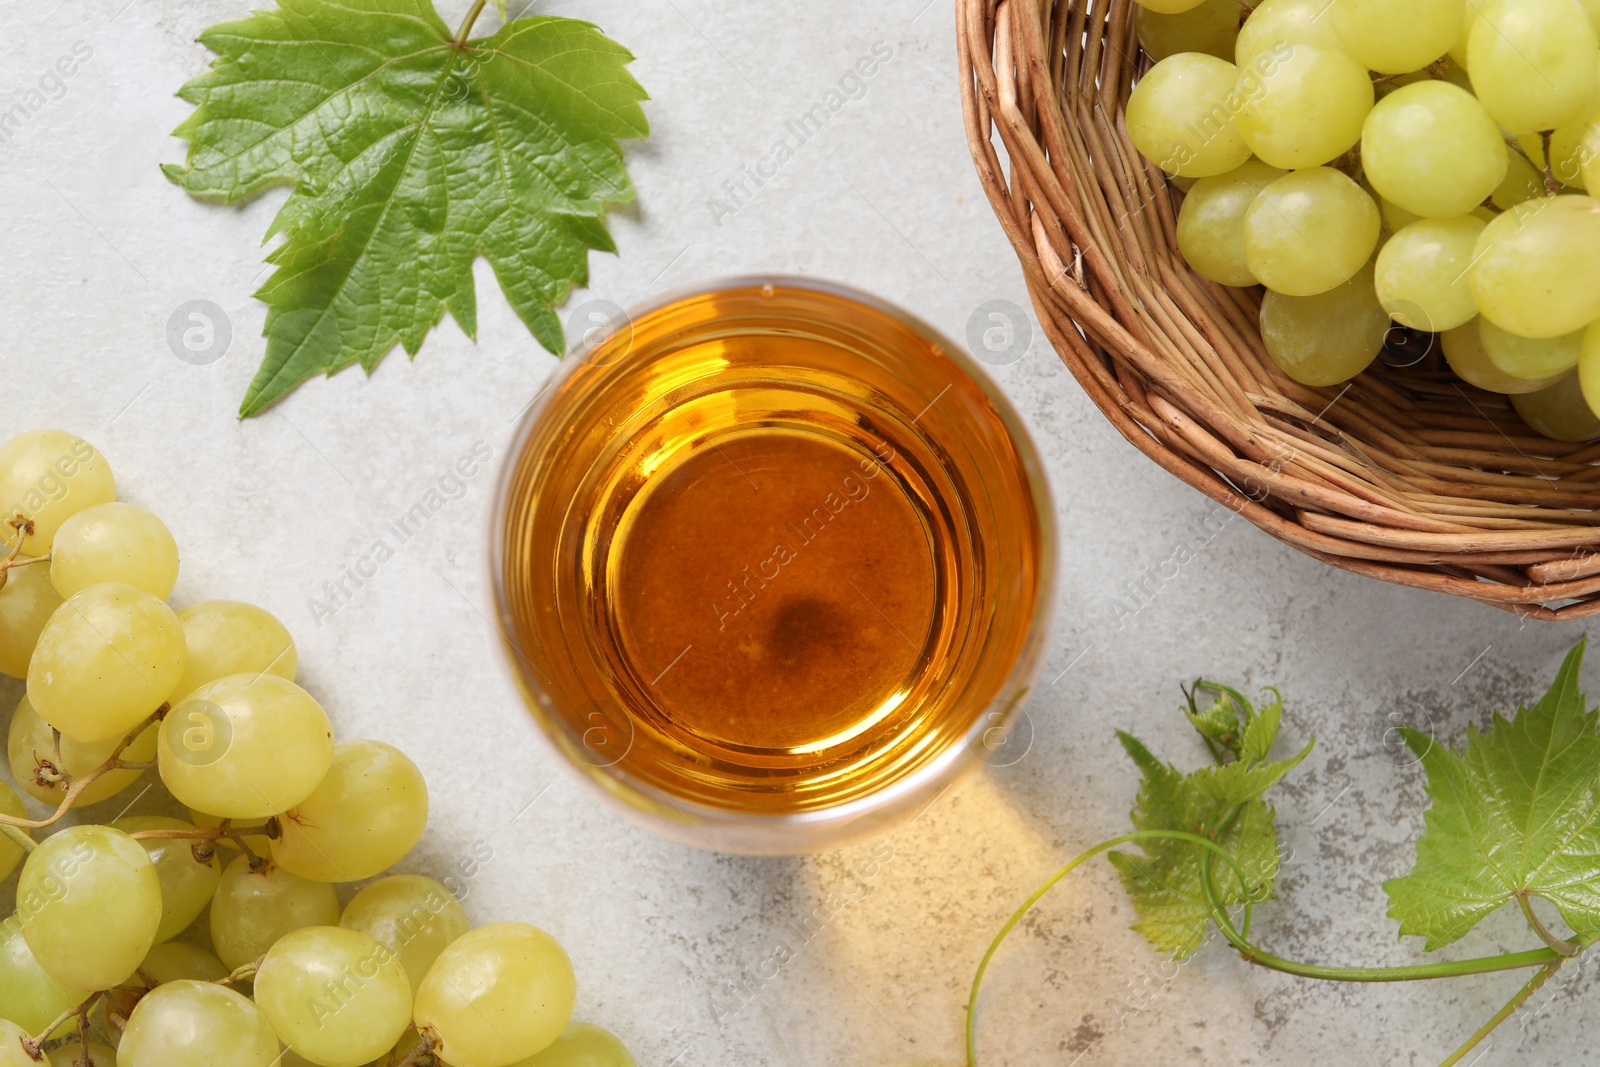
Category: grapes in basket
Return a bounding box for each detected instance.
[0,430,634,1066]
[1129,0,1600,443]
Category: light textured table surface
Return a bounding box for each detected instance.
[1,1,1596,1064]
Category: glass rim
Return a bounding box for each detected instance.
[489,274,1059,844]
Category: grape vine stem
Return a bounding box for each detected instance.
[1438,962,1561,1067]
[966,831,1575,1067]
[1541,130,1560,196]
[388,1030,441,1067]
[0,822,34,854]
[1517,894,1578,957]
[0,706,168,830]
[216,956,264,986]
[128,824,273,845]
[0,515,38,592]
[453,0,489,45]
[22,991,100,1058]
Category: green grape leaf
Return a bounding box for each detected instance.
[1190,738,1313,807]
[164,0,649,415]
[1239,688,1283,765]
[1384,640,1600,952]
[1108,729,1295,959]
[1184,685,1245,753]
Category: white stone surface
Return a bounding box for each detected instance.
[0,0,1595,1063]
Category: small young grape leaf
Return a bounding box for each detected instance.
[1184,682,1248,753]
[1108,687,1312,958]
[1384,640,1600,952]
[164,0,649,415]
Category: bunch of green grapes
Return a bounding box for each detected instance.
[0,430,633,1067]
[1131,0,1600,444]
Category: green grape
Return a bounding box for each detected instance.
[1578,318,1600,417]
[1470,196,1600,339]
[27,581,186,744]
[1578,121,1600,195]
[1134,0,1207,13]
[1580,126,1600,197]
[1235,43,1373,169]
[341,875,470,993]
[1137,0,1249,61]
[1235,0,1344,67]
[157,673,333,820]
[0,783,27,880]
[1177,159,1287,286]
[1495,150,1548,210]
[210,855,341,971]
[1448,0,1482,67]
[518,1023,637,1067]
[0,430,115,557]
[117,980,281,1067]
[17,824,161,990]
[48,502,178,600]
[1331,0,1461,74]
[1444,320,1568,393]
[1516,87,1600,190]
[1362,82,1506,219]
[1244,167,1380,296]
[1260,264,1389,386]
[112,816,222,943]
[1374,216,1485,333]
[104,940,233,1029]
[0,562,61,679]
[0,1020,52,1067]
[272,740,428,883]
[1480,319,1585,380]
[187,808,273,854]
[255,926,413,1067]
[8,693,158,807]
[1513,371,1600,440]
[171,600,297,704]
[0,914,87,1037]
[1126,53,1253,177]
[414,923,577,1067]
[139,940,231,984]
[1468,0,1599,132]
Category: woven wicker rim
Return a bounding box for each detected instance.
[957,0,1600,621]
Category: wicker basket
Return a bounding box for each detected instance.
[958,0,1600,621]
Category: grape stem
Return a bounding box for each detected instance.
[1541,130,1560,196]
[21,991,100,1059]
[216,956,264,986]
[0,515,39,592]
[0,706,169,829]
[1517,894,1579,957]
[388,1030,441,1067]
[453,0,488,45]
[966,831,1582,1067]
[127,824,272,844]
[1439,962,1562,1067]
[74,999,91,1067]
[129,821,276,868]
[0,822,35,854]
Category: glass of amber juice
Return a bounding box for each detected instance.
[493,278,1054,853]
